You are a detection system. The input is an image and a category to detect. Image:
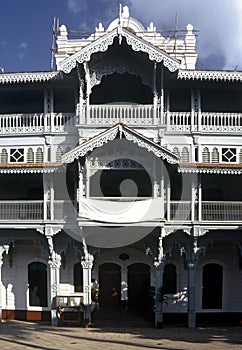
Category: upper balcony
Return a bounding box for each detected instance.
[0,199,241,225]
[1,106,242,135]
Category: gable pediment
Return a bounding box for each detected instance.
[62,123,179,165]
[59,27,180,75]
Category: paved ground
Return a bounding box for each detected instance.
[0,320,242,350]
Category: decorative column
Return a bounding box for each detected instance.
[44,88,54,132]
[78,160,85,215]
[191,88,201,133]
[154,232,166,328]
[46,227,62,326]
[165,89,170,129]
[160,65,164,125]
[76,64,86,125]
[121,267,128,308]
[81,239,94,323]
[48,252,61,326]
[153,62,158,124]
[198,174,202,222]
[191,174,197,222]
[83,62,91,124]
[187,229,204,328]
[166,181,171,221]
[0,245,9,323]
[187,254,197,328]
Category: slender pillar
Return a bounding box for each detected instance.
[76,64,86,125]
[83,62,91,124]
[191,174,197,222]
[188,259,197,328]
[160,65,164,125]
[0,245,9,323]
[154,234,166,328]
[153,62,158,123]
[187,233,201,328]
[43,174,50,220]
[154,260,165,327]
[198,174,202,222]
[0,257,2,322]
[48,252,61,326]
[121,268,128,307]
[81,253,94,322]
[46,227,62,326]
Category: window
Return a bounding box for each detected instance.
[222,148,236,162]
[10,148,24,162]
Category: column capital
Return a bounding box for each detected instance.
[81,254,94,269]
[48,253,62,269]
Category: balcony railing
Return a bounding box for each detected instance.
[170,201,242,222]
[0,200,240,223]
[1,109,242,134]
[0,113,76,134]
[82,106,242,132]
[84,104,160,125]
[0,200,75,221]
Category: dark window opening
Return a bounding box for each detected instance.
[74,263,83,292]
[28,262,47,307]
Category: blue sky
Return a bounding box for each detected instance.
[0,0,241,72]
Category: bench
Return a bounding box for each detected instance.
[56,295,84,326]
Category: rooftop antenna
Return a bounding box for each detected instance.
[51,17,59,71]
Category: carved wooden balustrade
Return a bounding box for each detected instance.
[1,108,242,133]
[0,199,240,222]
[0,200,74,221]
[170,201,242,222]
[0,113,76,134]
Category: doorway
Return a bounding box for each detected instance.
[128,263,150,312]
[202,263,223,309]
[99,263,121,309]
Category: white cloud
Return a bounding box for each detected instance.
[128,0,242,69]
[18,53,24,60]
[19,42,27,49]
[67,0,87,14]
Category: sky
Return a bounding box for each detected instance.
[0,0,242,73]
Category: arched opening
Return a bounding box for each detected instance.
[99,263,121,309]
[163,263,177,294]
[202,263,223,309]
[28,262,47,307]
[91,72,152,104]
[128,263,150,312]
[73,263,83,292]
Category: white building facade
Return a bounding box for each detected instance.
[0,6,242,328]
